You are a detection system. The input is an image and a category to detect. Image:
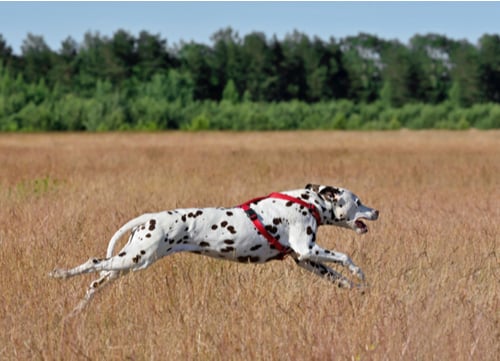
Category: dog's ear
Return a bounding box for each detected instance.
[305,184,321,192]
[319,186,341,202]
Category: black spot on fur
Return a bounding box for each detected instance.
[221,221,228,227]
[221,246,234,253]
[224,239,234,245]
[265,254,285,262]
[140,250,146,255]
[306,226,313,235]
[211,224,218,230]
[199,241,210,247]
[227,226,237,234]
[273,218,282,225]
[181,215,187,222]
[146,233,151,238]
[132,255,141,263]
[149,220,156,231]
[250,244,262,251]
[301,193,309,200]
[237,256,260,263]
[226,211,233,216]
[285,201,293,207]
[119,252,126,257]
[265,225,278,234]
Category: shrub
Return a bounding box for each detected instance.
[475,104,500,129]
[184,113,211,131]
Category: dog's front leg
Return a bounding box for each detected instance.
[297,245,365,282]
[288,224,365,283]
[294,259,353,288]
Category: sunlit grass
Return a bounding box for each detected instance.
[0,131,498,360]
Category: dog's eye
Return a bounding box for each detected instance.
[355,199,361,206]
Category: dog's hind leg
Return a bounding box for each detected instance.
[70,270,122,314]
[51,242,164,312]
[294,259,353,288]
[50,257,109,279]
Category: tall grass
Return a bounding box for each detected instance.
[0,131,498,360]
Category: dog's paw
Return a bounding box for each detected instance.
[337,277,354,289]
[49,269,68,279]
[349,265,365,282]
[354,280,370,294]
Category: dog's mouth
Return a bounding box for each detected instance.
[354,219,368,234]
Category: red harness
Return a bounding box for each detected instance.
[238,193,322,259]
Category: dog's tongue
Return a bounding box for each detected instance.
[355,219,367,232]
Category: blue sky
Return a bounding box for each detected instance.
[1,1,499,53]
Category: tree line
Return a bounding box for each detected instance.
[1,28,499,131]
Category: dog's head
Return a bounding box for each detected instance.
[305,184,379,234]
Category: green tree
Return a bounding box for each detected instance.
[134,31,170,81]
[179,43,214,100]
[76,32,108,93]
[210,28,243,100]
[478,34,500,102]
[264,36,288,101]
[281,31,308,100]
[380,40,417,106]
[409,34,454,103]
[0,34,14,69]
[448,40,480,106]
[222,79,239,104]
[341,33,384,102]
[20,33,55,84]
[109,29,137,84]
[323,38,349,100]
[51,36,78,91]
[241,32,273,101]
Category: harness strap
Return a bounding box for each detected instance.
[238,193,322,259]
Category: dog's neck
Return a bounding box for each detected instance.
[280,188,333,226]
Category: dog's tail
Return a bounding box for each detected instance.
[105,214,153,258]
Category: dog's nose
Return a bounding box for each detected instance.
[374,210,379,218]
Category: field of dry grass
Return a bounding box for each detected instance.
[0,131,498,360]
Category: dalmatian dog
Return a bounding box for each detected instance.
[50,184,379,311]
